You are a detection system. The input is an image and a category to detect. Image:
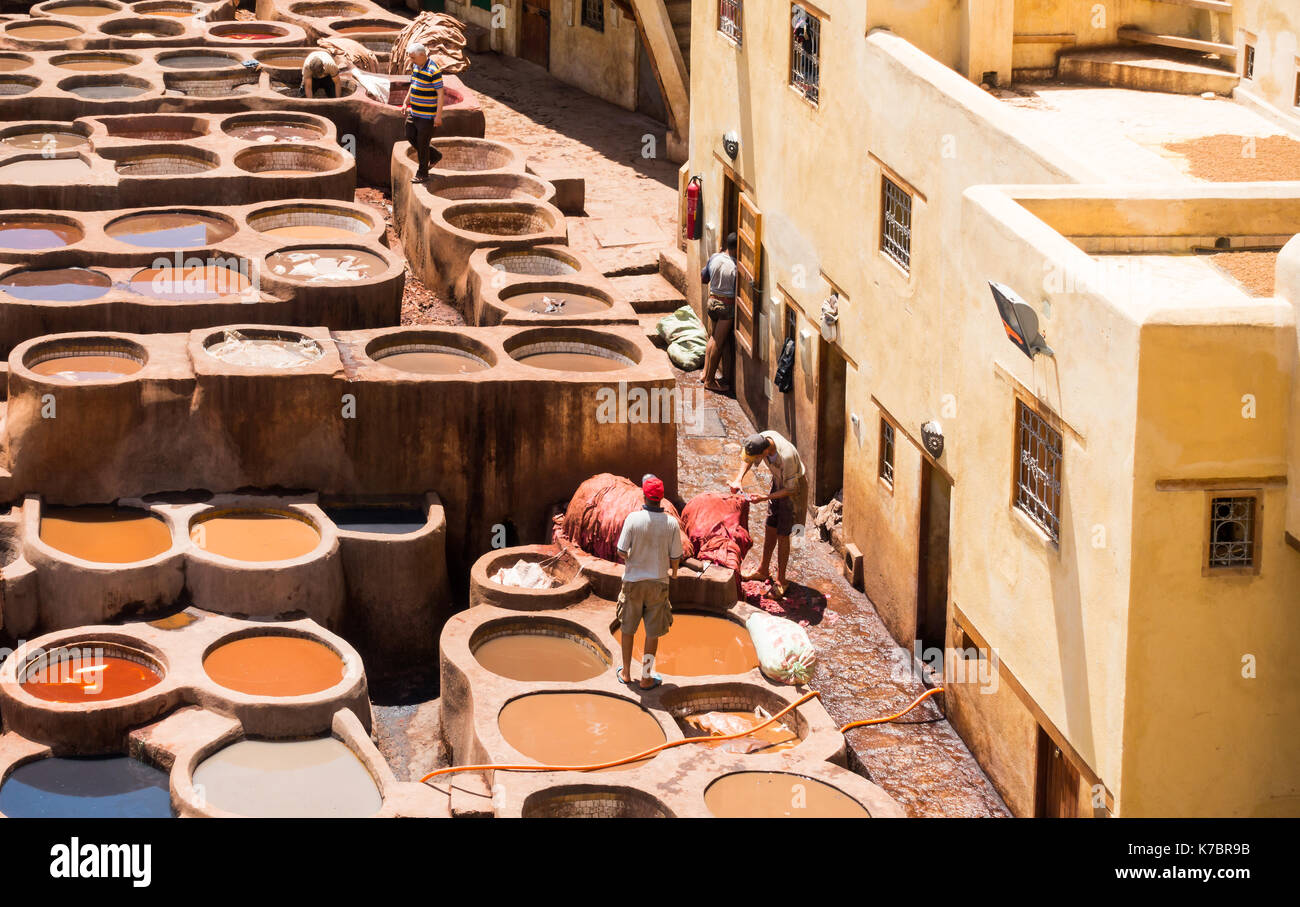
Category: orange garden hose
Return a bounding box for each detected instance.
[418,687,945,784]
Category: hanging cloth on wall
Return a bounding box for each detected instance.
[774,338,796,393]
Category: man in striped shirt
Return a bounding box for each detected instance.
[404,43,444,182]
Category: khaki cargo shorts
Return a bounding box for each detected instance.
[616,580,673,639]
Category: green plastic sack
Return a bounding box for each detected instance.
[657,305,707,371]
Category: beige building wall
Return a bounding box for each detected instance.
[1236,0,1300,127]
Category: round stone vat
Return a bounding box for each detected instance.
[203,632,344,697]
[247,202,372,240]
[443,202,560,239]
[128,261,251,300]
[422,137,519,172]
[234,144,344,175]
[0,267,112,302]
[0,54,33,72]
[98,16,186,37]
[50,52,141,71]
[0,75,40,96]
[19,641,163,703]
[38,504,169,562]
[615,612,759,676]
[39,0,124,14]
[5,21,84,42]
[331,18,403,38]
[157,50,242,69]
[208,21,289,40]
[662,683,807,756]
[498,692,666,771]
[163,69,259,96]
[265,246,387,283]
[504,327,640,373]
[322,502,425,535]
[191,738,380,817]
[430,172,549,202]
[499,283,613,316]
[189,509,321,562]
[704,771,872,819]
[0,214,84,250]
[100,114,205,140]
[106,209,236,248]
[291,0,367,15]
[522,786,672,819]
[114,146,218,175]
[468,545,589,609]
[203,327,325,369]
[132,0,201,15]
[0,122,89,150]
[0,156,93,181]
[488,247,581,276]
[223,112,326,143]
[58,74,153,99]
[365,330,495,375]
[471,617,610,683]
[0,756,171,818]
[253,48,309,70]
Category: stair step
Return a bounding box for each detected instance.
[1118,26,1237,57]
[610,272,687,314]
[665,1,691,25]
[1059,46,1239,95]
[658,245,688,295]
[1151,0,1232,12]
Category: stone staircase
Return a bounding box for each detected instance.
[665,0,691,72]
[1058,0,1240,96]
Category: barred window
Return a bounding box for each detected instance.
[582,0,604,32]
[879,419,895,486]
[1015,400,1062,542]
[790,4,819,104]
[881,175,912,271]
[719,0,742,45]
[1208,496,1257,569]
[1244,43,1255,79]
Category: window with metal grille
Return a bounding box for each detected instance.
[881,175,912,271]
[1244,43,1255,79]
[1208,496,1257,569]
[879,419,895,486]
[719,0,742,45]
[582,0,604,32]
[790,4,819,104]
[1015,400,1062,542]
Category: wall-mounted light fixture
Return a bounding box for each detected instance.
[989,281,1053,359]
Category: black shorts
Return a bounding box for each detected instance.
[765,496,794,535]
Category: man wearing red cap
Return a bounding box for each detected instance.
[614,474,682,689]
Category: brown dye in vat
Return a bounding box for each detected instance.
[227,122,321,142]
[704,772,870,818]
[190,512,320,561]
[0,158,92,182]
[203,635,344,696]
[129,264,250,300]
[40,507,171,563]
[1,131,85,150]
[498,693,665,771]
[518,351,628,372]
[266,248,385,282]
[681,710,800,755]
[67,83,149,99]
[0,268,110,301]
[0,58,30,72]
[620,614,759,676]
[47,4,118,13]
[474,633,606,682]
[54,56,134,72]
[160,53,237,69]
[335,25,398,34]
[505,291,610,315]
[262,224,360,241]
[146,7,200,16]
[31,354,142,381]
[377,350,488,375]
[257,51,308,67]
[0,220,81,250]
[107,212,234,248]
[21,652,160,703]
[7,24,83,40]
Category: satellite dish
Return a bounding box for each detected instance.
[989,281,1053,359]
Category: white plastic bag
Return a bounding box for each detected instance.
[491,560,555,589]
[745,612,816,685]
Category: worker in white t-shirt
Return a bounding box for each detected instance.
[302,49,341,99]
[614,474,682,689]
[730,430,807,595]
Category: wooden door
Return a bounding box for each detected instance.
[735,192,761,356]
[916,459,951,656]
[1035,727,1082,818]
[521,0,551,69]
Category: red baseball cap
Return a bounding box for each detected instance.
[641,475,664,501]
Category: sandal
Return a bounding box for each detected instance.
[638,674,663,690]
[615,666,630,685]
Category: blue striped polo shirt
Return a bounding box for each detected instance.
[408,61,443,120]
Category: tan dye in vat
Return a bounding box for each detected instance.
[498,692,665,771]
[0,158,91,182]
[203,635,344,696]
[54,56,134,71]
[30,354,142,381]
[620,614,759,676]
[190,512,320,561]
[192,738,380,817]
[107,212,235,248]
[46,4,118,13]
[1,131,85,150]
[517,351,628,372]
[377,350,488,375]
[0,58,29,72]
[129,264,250,299]
[261,224,360,241]
[505,291,610,315]
[266,248,385,282]
[7,24,82,40]
[704,772,870,818]
[39,506,171,563]
[682,710,800,755]
[474,633,606,682]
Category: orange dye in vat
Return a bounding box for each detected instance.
[474,633,606,682]
[39,506,171,563]
[21,651,160,703]
[203,635,344,696]
[497,692,665,771]
[704,772,870,818]
[619,613,758,676]
[190,512,319,561]
[30,354,142,381]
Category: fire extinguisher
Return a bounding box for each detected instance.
[684,176,703,241]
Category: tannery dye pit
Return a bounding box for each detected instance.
[497,693,666,771]
[189,511,320,561]
[202,635,344,696]
[704,772,871,819]
[39,506,171,563]
[191,738,381,818]
[618,614,759,676]
[473,631,608,682]
[0,757,171,818]
[20,645,162,703]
